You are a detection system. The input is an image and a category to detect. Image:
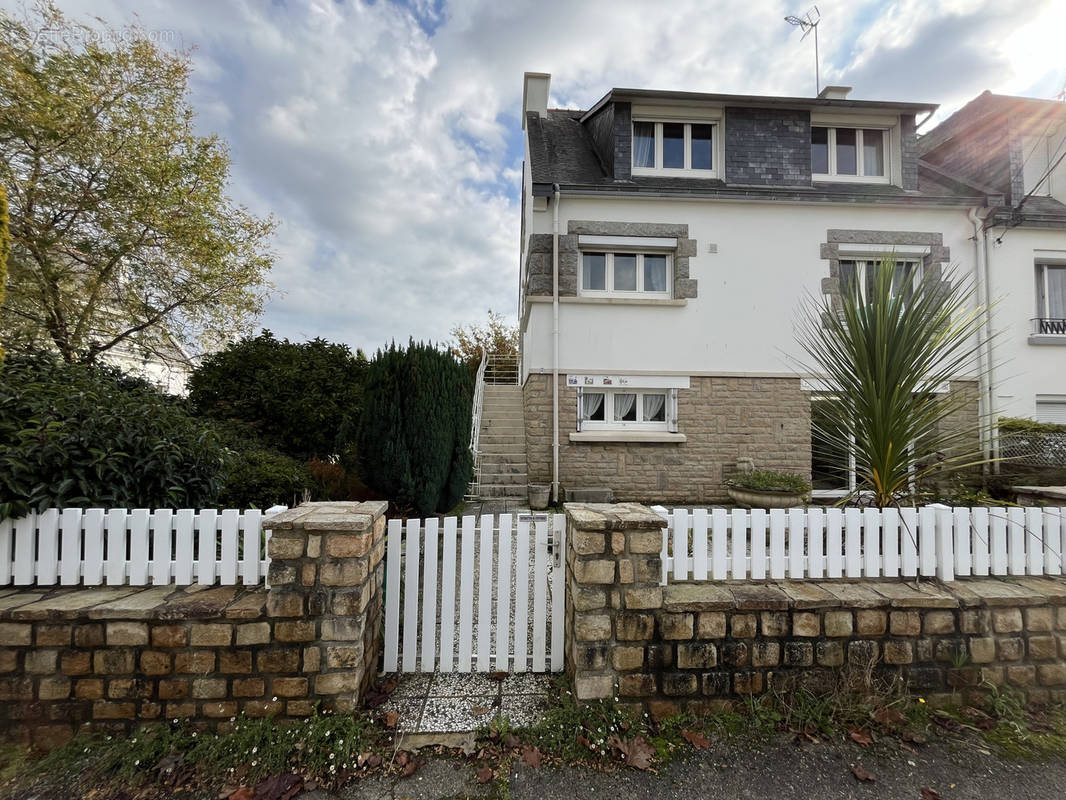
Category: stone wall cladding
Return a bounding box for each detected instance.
[612,102,632,181]
[724,107,811,187]
[565,503,1066,714]
[584,103,616,177]
[524,375,811,504]
[0,501,387,750]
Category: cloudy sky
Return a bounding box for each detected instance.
[10,0,1065,353]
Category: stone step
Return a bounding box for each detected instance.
[479,473,528,486]
[479,443,527,454]
[478,484,528,498]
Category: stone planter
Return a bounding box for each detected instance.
[726,486,808,509]
[528,483,551,510]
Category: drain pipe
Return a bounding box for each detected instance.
[551,184,561,503]
[968,206,999,469]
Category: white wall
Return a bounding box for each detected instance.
[520,193,1066,420]
[984,227,1066,419]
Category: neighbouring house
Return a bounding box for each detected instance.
[516,72,1066,505]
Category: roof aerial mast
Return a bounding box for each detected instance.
[784,6,822,96]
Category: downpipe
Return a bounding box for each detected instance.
[552,184,560,504]
[968,206,999,470]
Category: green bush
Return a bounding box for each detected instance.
[0,353,227,519]
[188,331,368,461]
[216,447,311,509]
[357,340,472,515]
[999,416,1066,434]
[725,469,812,493]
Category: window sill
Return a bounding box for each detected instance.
[1028,334,1066,346]
[570,431,687,443]
[526,296,687,307]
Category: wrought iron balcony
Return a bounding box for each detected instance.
[1034,317,1066,335]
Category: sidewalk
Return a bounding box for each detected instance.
[319,735,1066,800]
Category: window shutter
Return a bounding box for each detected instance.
[668,388,679,433]
[576,386,583,432]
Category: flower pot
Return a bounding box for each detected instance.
[727,486,808,509]
[528,483,550,510]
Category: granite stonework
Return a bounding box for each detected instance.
[524,374,811,505]
[564,503,1066,716]
[0,502,387,750]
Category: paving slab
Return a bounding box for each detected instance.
[777,581,842,609]
[866,581,959,608]
[727,583,790,611]
[86,586,174,619]
[10,587,138,620]
[816,582,889,609]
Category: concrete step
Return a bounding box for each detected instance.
[479,444,527,455]
[479,473,528,486]
[478,484,528,498]
[478,462,528,475]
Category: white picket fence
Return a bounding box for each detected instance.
[0,507,286,587]
[653,505,1066,584]
[383,513,566,674]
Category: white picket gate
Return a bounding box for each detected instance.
[0,507,285,587]
[654,505,1066,584]
[383,513,566,674]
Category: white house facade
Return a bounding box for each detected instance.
[517,73,1066,504]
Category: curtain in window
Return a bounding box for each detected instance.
[614,393,637,421]
[1048,266,1066,318]
[643,393,666,422]
[580,392,604,421]
[633,122,654,168]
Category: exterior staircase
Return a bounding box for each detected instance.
[467,353,527,500]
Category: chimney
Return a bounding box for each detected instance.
[818,85,852,100]
[522,72,551,130]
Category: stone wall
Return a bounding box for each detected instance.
[564,503,1066,716]
[0,501,386,750]
[524,374,811,504]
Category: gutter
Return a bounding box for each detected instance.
[551,184,561,504]
[968,206,999,471]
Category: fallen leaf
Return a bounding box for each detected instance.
[921,789,941,800]
[471,706,491,717]
[402,759,420,778]
[521,746,542,768]
[488,671,509,682]
[225,789,252,800]
[476,764,494,784]
[608,735,656,770]
[395,750,410,767]
[874,707,904,728]
[576,734,593,750]
[850,765,876,782]
[503,733,521,749]
[848,727,873,746]
[251,773,302,800]
[383,710,400,729]
[901,730,927,745]
[681,730,711,750]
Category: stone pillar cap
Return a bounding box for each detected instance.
[265,501,388,531]
[564,502,666,531]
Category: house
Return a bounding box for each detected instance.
[516,72,1066,504]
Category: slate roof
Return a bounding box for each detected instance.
[527,110,984,206]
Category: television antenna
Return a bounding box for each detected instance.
[785,6,822,95]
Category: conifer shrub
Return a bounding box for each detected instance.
[357,341,473,514]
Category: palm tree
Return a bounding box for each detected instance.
[797,256,992,507]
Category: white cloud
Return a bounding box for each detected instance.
[6,0,1061,352]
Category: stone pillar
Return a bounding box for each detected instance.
[564,502,666,702]
[265,501,387,712]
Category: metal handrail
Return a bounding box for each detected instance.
[468,346,489,496]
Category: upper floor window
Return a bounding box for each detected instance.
[812,126,887,182]
[632,121,717,176]
[1036,262,1066,334]
[581,251,671,297]
[839,259,921,303]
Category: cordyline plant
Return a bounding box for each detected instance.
[796,256,993,508]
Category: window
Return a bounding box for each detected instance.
[578,388,674,431]
[1035,398,1066,424]
[581,252,671,297]
[812,126,887,181]
[632,121,717,176]
[1036,263,1066,334]
[839,259,921,303]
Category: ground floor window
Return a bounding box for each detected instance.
[577,387,677,432]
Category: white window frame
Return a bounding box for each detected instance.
[838,257,923,304]
[812,126,890,184]
[1036,262,1066,326]
[577,387,677,432]
[632,120,719,177]
[579,251,672,298]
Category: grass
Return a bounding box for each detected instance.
[30,709,381,790]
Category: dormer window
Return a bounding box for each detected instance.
[812,126,888,183]
[632,120,718,177]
